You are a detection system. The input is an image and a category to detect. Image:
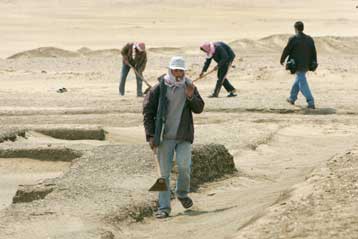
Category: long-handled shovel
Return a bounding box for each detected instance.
[192,67,217,83]
[127,63,152,94]
[195,63,236,96]
[149,148,168,192]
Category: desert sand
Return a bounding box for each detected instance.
[1,0,358,238]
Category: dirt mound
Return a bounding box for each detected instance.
[315,36,358,54]
[258,34,291,50]
[230,35,290,54]
[236,148,358,239]
[7,35,358,60]
[7,47,80,59]
[76,46,121,57]
[148,47,183,54]
[77,47,92,54]
[191,144,237,190]
[230,34,358,55]
[230,34,289,54]
[80,49,121,57]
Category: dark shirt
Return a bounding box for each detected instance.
[121,43,147,73]
[280,33,317,71]
[202,42,236,72]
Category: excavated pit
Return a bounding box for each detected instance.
[0,147,82,161]
[0,143,236,225]
[34,127,106,141]
[0,147,82,209]
[0,129,26,143]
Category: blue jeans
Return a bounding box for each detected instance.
[157,140,192,214]
[119,63,143,96]
[289,71,314,106]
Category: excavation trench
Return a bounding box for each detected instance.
[0,147,82,210]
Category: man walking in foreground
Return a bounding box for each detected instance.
[199,42,238,98]
[143,56,205,219]
[120,42,147,97]
[280,21,318,109]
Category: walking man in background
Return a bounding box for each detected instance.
[199,42,237,98]
[143,56,205,219]
[120,42,147,97]
[280,21,318,109]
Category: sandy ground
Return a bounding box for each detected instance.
[0,158,70,210]
[1,0,358,238]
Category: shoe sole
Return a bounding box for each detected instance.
[155,211,169,219]
[286,99,294,105]
[178,197,193,209]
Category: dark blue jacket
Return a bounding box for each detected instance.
[202,42,236,72]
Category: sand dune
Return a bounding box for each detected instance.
[7,47,122,59]
[79,48,121,57]
[315,36,358,54]
[7,47,81,59]
[147,47,183,54]
[1,0,358,58]
[8,35,358,60]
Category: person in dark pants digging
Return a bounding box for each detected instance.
[199,42,238,98]
[119,42,147,97]
[280,21,318,109]
[143,56,205,219]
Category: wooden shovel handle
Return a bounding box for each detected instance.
[152,148,162,177]
[127,63,152,88]
[193,68,217,83]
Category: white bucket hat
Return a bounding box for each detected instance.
[168,56,186,71]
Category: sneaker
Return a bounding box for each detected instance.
[307,105,316,109]
[286,98,295,105]
[227,92,237,97]
[178,197,193,209]
[56,88,66,93]
[154,210,169,219]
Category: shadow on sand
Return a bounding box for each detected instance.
[245,107,337,115]
[173,205,238,218]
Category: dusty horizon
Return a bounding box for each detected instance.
[1,0,358,57]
